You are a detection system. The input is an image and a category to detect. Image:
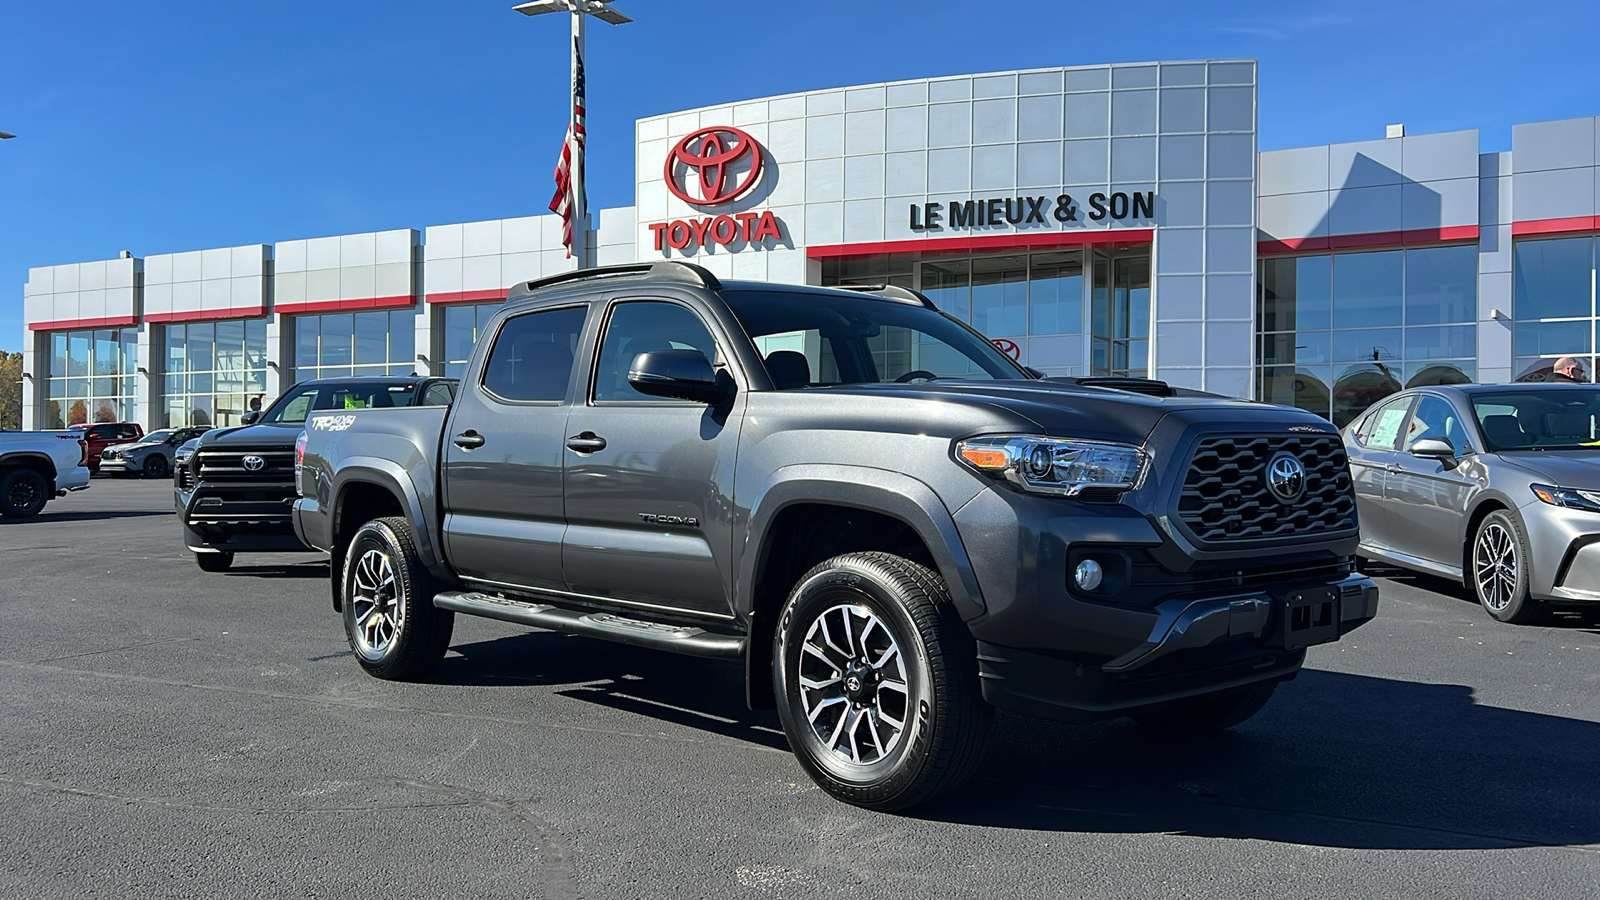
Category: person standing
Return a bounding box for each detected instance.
[1548,357,1589,383]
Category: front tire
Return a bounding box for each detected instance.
[0,468,49,518]
[1131,681,1278,734]
[341,517,453,680]
[1472,510,1541,623]
[772,552,991,811]
[143,455,169,479]
[195,551,234,572]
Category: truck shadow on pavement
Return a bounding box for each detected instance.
[0,509,172,524]
[441,631,1600,850]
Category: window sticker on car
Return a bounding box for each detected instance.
[309,414,358,431]
[344,396,367,409]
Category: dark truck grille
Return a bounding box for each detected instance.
[1177,434,1356,544]
[195,448,297,484]
[176,464,196,491]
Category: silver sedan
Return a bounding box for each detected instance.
[1342,383,1600,623]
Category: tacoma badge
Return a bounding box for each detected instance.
[638,512,700,527]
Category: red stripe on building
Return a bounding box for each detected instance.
[806,229,1154,260]
[143,306,267,325]
[1511,216,1600,237]
[273,295,417,315]
[1257,225,1480,256]
[28,314,140,332]
[425,289,509,305]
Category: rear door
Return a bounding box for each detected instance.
[441,304,589,592]
[560,297,745,619]
[1345,394,1413,552]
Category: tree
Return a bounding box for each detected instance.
[0,351,21,431]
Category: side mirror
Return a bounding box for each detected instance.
[241,411,260,425]
[1411,437,1456,459]
[627,350,731,404]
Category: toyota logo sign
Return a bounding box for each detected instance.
[242,454,266,472]
[664,126,764,206]
[1265,452,1306,503]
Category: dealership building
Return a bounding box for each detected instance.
[18,59,1600,430]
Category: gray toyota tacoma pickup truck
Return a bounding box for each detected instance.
[293,262,1378,810]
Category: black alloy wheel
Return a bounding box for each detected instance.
[0,468,49,518]
[143,455,169,479]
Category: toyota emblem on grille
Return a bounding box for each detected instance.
[242,454,266,472]
[1265,452,1306,503]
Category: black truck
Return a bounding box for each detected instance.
[293,262,1378,810]
[176,376,456,571]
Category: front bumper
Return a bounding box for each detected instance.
[1521,500,1600,603]
[98,457,139,475]
[977,575,1377,723]
[177,483,308,553]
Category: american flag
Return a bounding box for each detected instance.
[549,36,586,259]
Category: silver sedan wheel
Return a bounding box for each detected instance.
[350,549,403,659]
[1473,521,1519,613]
[797,603,912,766]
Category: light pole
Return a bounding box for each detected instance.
[514,1,630,269]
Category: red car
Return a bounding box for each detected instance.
[68,422,144,473]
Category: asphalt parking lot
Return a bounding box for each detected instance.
[2,479,1598,899]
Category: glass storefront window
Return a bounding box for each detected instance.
[160,319,270,427]
[969,255,1028,336]
[1028,251,1083,335]
[1515,237,1593,321]
[42,327,137,428]
[1332,250,1403,329]
[1257,245,1478,424]
[441,302,505,380]
[291,309,416,383]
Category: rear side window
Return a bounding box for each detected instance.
[1353,396,1411,450]
[482,307,586,402]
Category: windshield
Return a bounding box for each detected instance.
[262,381,417,424]
[1471,389,1600,451]
[139,430,176,444]
[721,289,1027,389]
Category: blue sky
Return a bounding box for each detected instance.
[2,0,1597,348]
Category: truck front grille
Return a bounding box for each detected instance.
[1177,434,1356,544]
[195,448,297,485]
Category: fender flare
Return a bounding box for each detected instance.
[0,451,59,482]
[738,464,986,623]
[330,458,442,572]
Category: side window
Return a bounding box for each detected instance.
[481,306,586,402]
[1405,396,1469,453]
[1354,397,1411,450]
[593,300,719,402]
[421,383,456,407]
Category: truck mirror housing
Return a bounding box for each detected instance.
[628,350,730,404]
[241,411,260,425]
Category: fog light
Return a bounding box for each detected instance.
[1074,559,1103,591]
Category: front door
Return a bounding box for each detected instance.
[1385,394,1478,570]
[561,298,743,620]
[441,304,588,593]
[1346,394,1413,553]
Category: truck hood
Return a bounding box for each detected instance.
[1490,449,1600,491]
[812,379,1325,443]
[195,422,303,449]
[106,440,160,454]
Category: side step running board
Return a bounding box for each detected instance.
[432,591,746,660]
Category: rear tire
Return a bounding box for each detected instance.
[195,551,234,572]
[0,468,49,518]
[1471,510,1542,624]
[341,517,453,680]
[1131,681,1278,734]
[773,551,991,811]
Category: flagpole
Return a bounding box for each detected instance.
[569,4,591,269]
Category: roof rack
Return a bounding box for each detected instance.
[506,261,721,303]
[835,283,939,310]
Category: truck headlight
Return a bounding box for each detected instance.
[1530,484,1600,512]
[955,435,1148,498]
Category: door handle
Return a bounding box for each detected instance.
[1385,463,1404,474]
[453,430,486,450]
[566,432,607,453]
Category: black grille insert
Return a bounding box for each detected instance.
[1177,434,1356,544]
